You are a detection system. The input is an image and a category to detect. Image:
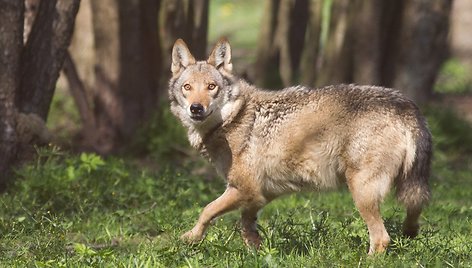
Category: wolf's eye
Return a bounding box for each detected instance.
[183,84,191,91]
[208,83,216,90]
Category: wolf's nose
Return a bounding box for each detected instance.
[190,103,204,115]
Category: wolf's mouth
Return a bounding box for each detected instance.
[190,110,213,121]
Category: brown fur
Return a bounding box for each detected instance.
[168,38,432,254]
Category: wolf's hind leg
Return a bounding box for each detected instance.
[396,176,430,238]
[347,171,391,254]
[402,205,422,238]
[241,205,263,249]
[181,187,242,243]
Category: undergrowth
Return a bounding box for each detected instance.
[0,106,471,267]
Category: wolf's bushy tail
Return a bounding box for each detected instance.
[396,120,432,210]
[396,118,432,237]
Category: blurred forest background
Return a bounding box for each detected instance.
[1,0,471,186]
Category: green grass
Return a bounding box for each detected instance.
[1,108,472,267]
[47,85,81,143]
[435,59,472,94]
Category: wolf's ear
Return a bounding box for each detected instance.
[171,39,196,75]
[207,38,233,73]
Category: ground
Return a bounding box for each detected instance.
[0,107,471,267]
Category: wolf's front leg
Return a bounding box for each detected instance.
[241,206,263,249]
[181,186,243,243]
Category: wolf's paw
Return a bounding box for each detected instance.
[181,230,204,244]
[367,238,390,255]
[402,224,419,238]
[242,230,262,249]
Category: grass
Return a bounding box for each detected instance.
[1,107,472,267]
[434,59,472,94]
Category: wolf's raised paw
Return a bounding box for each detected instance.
[180,230,204,243]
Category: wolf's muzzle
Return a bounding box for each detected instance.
[190,103,206,121]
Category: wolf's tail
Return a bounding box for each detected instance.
[396,120,432,209]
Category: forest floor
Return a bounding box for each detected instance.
[0,106,471,267]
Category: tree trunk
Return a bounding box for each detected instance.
[188,0,209,59]
[88,0,121,153]
[253,0,282,88]
[378,0,404,87]
[0,0,23,189]
[314,0,352,87]
[300,0,322,86]
[276,0,309,86]
[118,0,161,138]
[254,0,309,88]
[23,0,40,43]
[275,0,294,87]
[161,0,209,70]
[253,0,450,104]
[62,51,95,133]
[350,0,382,85]
[18,0,81,120]
[1,0,80,188]
[393,0,452,104]
[89,0,161,154]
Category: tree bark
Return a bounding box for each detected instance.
[253,0,282,88]
[277,0,309,87]
[254,0,309,88]
[89,0,121,153]
[254,0,450,105]
[378,0,404,87]
[393,0,452,104]
[314,0,352,87]
[62,51,95,133]
[275,0,294,87]
[89,0,161,154]
[288,0,309,80]
[0,0,23,189]
[18,0,81,120]
[118,0,161,138]
[23,0,40,43]
[161,0,209,70]
[350,0,382,85]
[300,0,322,86]
[188,0,209,59]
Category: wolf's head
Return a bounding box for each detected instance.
[169,38,241,129]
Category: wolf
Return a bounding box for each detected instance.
[168,38,432,254]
